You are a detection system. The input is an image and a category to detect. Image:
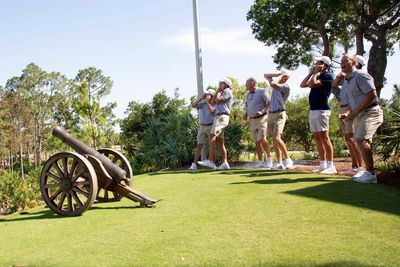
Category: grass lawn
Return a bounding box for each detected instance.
[1,169,399,266]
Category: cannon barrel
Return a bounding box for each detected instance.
[52,126,128,183]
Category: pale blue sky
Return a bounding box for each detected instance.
[1,1,399,119]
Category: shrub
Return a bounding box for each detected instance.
[0,168,42,215]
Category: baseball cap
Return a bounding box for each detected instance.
[315,56,331,66]
[355,55,366,66]
[205,89,215,96]
[219,78,232,88]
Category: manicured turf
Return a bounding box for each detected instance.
[1,169,399,266]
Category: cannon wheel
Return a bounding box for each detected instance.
[96,148,133,202]
[40,152,98,216]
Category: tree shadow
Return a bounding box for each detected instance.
[0,204,144,223]
[0,209,61,222]
[284,179,400,215]
[231,174,400,216]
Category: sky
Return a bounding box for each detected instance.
[1,1,399,121]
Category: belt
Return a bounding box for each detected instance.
[364,102,379,111]
[340,104,348,108]
[250,113,267,119]
[200,123,213,126]
[269,109,285,114]
[216,112,229,116]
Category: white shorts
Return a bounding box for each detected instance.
[309,110,331,132]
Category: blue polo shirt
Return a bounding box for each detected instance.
[309,72,333,110]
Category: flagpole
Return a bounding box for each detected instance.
[192,0,204,97]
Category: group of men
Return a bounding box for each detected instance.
[188,72,293,171]
[188,54,383,184]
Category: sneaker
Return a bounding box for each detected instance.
[283,158,293,169]
[343,167,357,174]
[352,168,366,179]
[272,163,285,170]
[217,162,230,170]
[198,160,217,170]
[188,163,197,170]
[353,171,377,183]
[264,157,273,168]
[313,167,326,173]
[320,165,337,174]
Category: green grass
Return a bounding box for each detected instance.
[1,169,400,267]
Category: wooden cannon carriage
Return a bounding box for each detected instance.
[40,126,159,216]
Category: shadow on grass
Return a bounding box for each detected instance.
[284,179,400,215]
[0,209,61,222]
[148,169,217,176]
[231,174,400,216]
[0,204,142,223]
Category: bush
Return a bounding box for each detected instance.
[0,168,42,215]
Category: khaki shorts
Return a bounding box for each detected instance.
[354,106,383,142]
[210,114,229,138]
[267,111,287,136]
[249,114,268,142]
[309,110,331,132]
[197,125,212,144]
[339,106,354,134]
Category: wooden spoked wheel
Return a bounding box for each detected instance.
[40,152,98,216]
[96,148,133,202]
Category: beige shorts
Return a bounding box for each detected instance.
[210,114,229,138]
[249,114,268,142]
[197,125,212,144]
[267,111,287,136]
[354,106,383,142]
[309,110,331,132]
[339,107,354,134]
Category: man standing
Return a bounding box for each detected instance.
[188,89,215,170]
[339,54,383,183]
[244,77,273,168]
[198,78,233,170]
[300,56,336,174]
[264,72,293,170]
[332,71,364,175]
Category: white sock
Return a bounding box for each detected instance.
[327,161,334,168]
[320,160,327,169]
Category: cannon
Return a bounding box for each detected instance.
[40,126,160,216]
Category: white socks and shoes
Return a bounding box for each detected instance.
[264,157,273,168]
[197,160,217,170]
[217,162,230,170]
[283,158,294,169]
[353,170,377,183]
[188,162,197,170]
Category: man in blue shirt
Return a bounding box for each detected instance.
[300,56,336,174]
[198,78,233,170]
[244,77,273,168]
[188,89,215,170]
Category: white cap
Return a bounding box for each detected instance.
[219,78,232,88]
[205,89,215,96]
[355,55,366,66]
[315,56,331,66]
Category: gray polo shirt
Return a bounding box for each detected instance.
[269,83,290,112]
[344,70,377,111]
[246,88,270,118]
[215,88,233,115]
[197,101,214,125]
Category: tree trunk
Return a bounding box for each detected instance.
[367,31,387,98]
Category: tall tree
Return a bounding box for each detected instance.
[247,0,400,96]
[72,67,116,148]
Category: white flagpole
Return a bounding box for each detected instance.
[192,0,204,97]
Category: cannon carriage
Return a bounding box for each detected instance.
[40,126,159,216]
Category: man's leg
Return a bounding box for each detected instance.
[355,139,374,174]
[314,132,325,161]
[194,143,204,163]
[260,139,271,158]
[345,133,363,168]
[320,131,333,161]
[217,137,227,163]
[208,134,217,162]
[255,140,263,161]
